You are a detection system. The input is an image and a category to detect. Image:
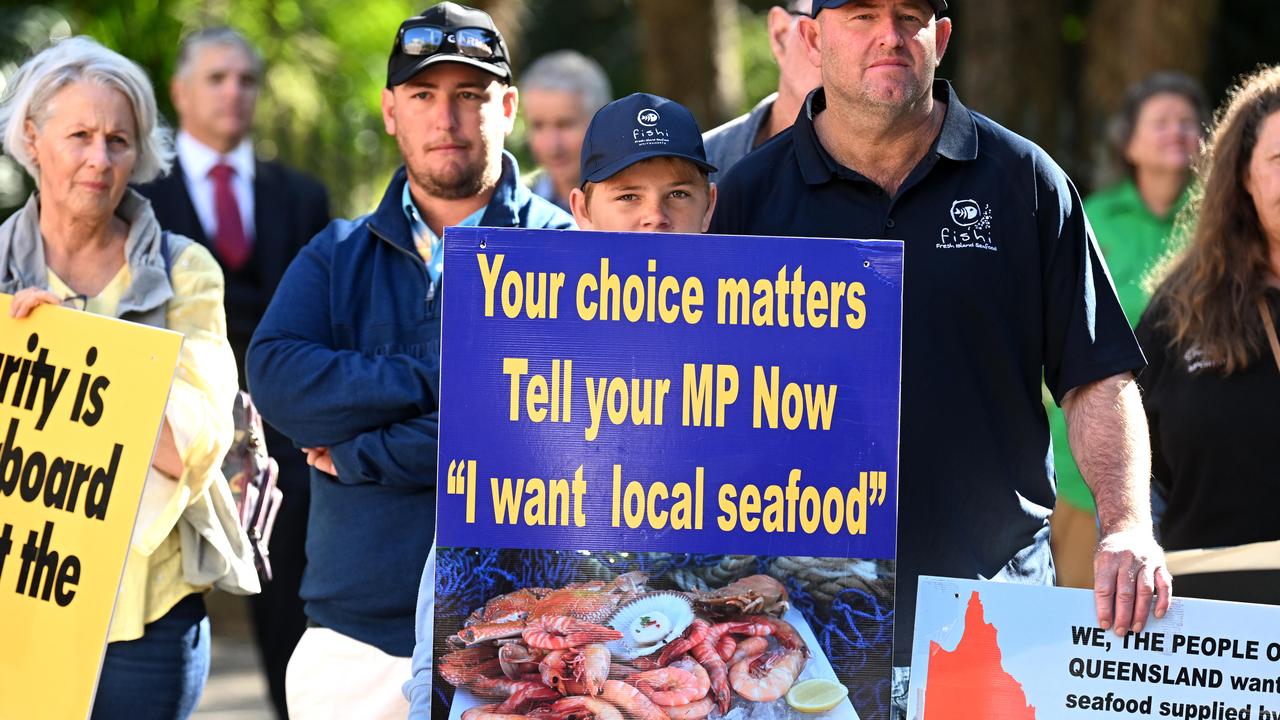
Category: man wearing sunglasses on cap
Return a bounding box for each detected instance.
[247,3,572,718]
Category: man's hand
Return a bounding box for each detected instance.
[1062,372,1173,637]
[303,446,336,476]
[1094,527,1172,636]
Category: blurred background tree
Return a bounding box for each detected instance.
[3,0,1280,220]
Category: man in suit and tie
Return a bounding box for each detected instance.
[135,27,330,720]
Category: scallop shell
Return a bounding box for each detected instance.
[606,592,695,660]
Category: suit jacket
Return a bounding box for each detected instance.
[136,157,330,370]
[136,157,330,490]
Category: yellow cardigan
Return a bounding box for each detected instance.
[48,242,238,643]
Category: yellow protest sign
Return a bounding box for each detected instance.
[0,295,182,720]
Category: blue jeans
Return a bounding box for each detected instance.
[91,594,210,720]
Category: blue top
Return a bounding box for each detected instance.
[401,181,485,281]
[710,82,1143,667]
[246,151,572,675]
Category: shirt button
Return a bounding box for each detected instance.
[885,218,896,229]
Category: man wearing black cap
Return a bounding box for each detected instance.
[570,93,718,233]
[247,3,572,717]
[709,1,1171,717]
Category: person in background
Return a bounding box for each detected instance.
[1136,64,1280,606]
[134,28,330,719]
[701,0,821,182]
[569,93,717,233]
[248,3,573,718]
[522,50,612,211]
[1048,71,1209,589]
[0,36,251,719]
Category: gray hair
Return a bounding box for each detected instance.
[521,50,612,116]
[0,36,172,183]
[175,26,263,80]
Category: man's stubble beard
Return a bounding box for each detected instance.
[402,140,502,201]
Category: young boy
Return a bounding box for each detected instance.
[570,93,717,233]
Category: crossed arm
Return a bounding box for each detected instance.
[1062,371,1172,636]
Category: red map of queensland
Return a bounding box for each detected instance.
[924,591,1037,719]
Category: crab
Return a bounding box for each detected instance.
[688,575,789,619]
[449,572,650,647]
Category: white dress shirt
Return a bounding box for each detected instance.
[176,131,256,243]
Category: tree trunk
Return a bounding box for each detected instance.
[634,0,743,129]
[1080,0,1220,183]
[954,0,1066,161]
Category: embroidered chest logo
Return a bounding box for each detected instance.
[1183,346,1222,373]
[633,108,670,147]
[937,199,996,252]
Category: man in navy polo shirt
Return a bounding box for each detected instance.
[710,1,1171,715]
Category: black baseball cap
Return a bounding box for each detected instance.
[811,0,947,16]
[387,2,512,88]
[579,93,717,185]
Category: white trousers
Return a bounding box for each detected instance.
[285,627,412,720]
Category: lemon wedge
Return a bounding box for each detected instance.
[785,678,849,713]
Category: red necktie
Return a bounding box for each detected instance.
[210,163,250,270]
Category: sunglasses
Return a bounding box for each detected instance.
[397,24,505,62]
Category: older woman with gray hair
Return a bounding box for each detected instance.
[0,36,248,718]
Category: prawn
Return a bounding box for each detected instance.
[733,616,807,654]
[627,666,702,706]
[600,679,669,720]
[727,636,769,667]
[462,704,534,720]
[668,657,710,699]
[662,696,714,720]
[657,619,711,666]
[728,648,806,702]
[689,642,731,714]
[524,616,623,649]
[495,682,562,715]
[540,643,610,696]
[540,696,623,720]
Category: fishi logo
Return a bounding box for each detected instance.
[633,108,670,147]
[950,200,982,226]
[938,198,996,252]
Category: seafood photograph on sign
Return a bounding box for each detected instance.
[434,549,892,720]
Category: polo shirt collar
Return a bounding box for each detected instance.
[794,79,979,186]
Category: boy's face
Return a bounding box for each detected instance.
[570,157,717,233]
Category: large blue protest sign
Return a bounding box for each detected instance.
[434,227,903,720]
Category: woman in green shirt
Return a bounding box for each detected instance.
[1050,72,1209,588]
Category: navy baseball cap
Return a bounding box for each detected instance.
[387,2,512,87]
[579,93,717,185]
[811,0,947,16]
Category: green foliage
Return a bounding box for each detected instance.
[1,0,417,217]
